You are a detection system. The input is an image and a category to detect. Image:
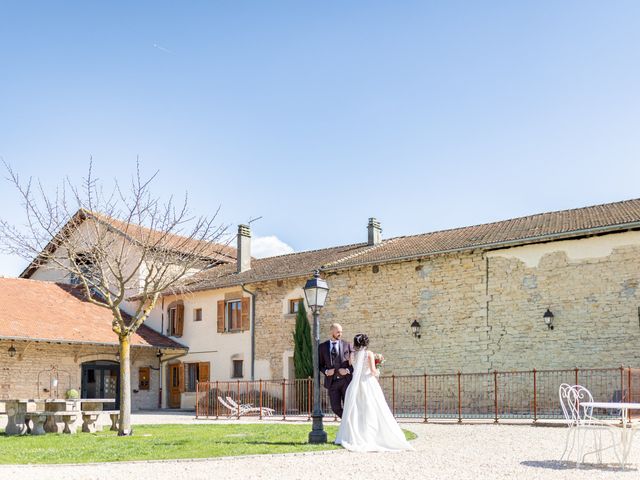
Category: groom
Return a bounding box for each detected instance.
[319,323,354,418]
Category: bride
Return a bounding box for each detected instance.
[335,333,414,452]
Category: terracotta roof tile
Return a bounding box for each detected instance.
[91,211,237,262]
[21,209,236,278]
[179,243,371,292]
[0,278,185,349]
[328,197,640,269]
[179,198,640,291]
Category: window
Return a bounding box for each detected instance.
[138,367,150,390]
[289,298,303,314]
[183,362,210,392]
[217,298,249,333]
[70,252,98,285]
[194,308,203,322]
[232,360,244,379]
[227,300,242,331]
[185,363,199,392]
[168,307,176,334]
[168,303,184,337]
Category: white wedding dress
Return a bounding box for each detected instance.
[335,349,414,452]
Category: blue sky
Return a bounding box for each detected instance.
[1,1,640,276]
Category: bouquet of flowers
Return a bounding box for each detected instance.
[374,353,385,372]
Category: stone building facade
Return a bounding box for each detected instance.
[0,340,161,410]
[177,199,640,384]
[0,278,186,410]
[249,231,640,379]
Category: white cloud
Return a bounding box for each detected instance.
[252,236,295,258]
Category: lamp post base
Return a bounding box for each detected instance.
[308,429,328,444]
[308,412,327,444]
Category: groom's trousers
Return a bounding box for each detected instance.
[328,376,351,418]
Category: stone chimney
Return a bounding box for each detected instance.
[367,218,382,246]
[237,224,251,273]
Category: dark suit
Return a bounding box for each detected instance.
[319,339,354,418]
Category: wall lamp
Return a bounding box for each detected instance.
[411,320,422,338]
[8,343,16,358]
[543,308,554,330]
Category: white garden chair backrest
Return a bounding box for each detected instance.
[559,384,595,426]
[559,383,576,426]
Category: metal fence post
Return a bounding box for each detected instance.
[533,369,537,423]
[204,381,209,418]
[307,377,312,421]
[196,380,200,418]
[457,371,462,423]
[215,381,219,419]
[575,367,579,386]
[392,375,396,416]
[259,379,263,419]
[629,368,633,422]
[237,380,241,417]
[282,379,287,420]
[423,373,428,423]
[493,371,498,423]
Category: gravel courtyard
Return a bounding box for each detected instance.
[1,413,639,480]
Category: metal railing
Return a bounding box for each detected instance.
[196,366,640,422]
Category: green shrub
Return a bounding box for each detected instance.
[65,388,79,399]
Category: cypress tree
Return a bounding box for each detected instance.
[293,300,313,379]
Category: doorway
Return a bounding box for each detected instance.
[81,361,120,409]
[168,363,182,408]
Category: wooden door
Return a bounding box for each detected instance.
[168,363,182,408]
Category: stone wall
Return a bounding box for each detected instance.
[487,243,640,371]
[252,236,640,378]
[0,340,160,410]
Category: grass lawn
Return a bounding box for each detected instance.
[0,424,416,464]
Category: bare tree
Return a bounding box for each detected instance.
[0,161,229,435]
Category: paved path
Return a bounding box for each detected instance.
[2,413,639,479]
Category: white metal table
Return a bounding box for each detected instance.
[581,401,640,467]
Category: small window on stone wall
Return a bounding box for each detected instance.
[289,298,303,314]
[138,367,150,390]
[194,308,203,322]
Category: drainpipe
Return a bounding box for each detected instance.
[160,296,165,336]
[241,284,256,380]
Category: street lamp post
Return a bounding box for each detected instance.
[304,269,329,444]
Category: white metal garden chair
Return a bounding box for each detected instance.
[558,383,620,466]
[225,396,274,416]
[217,396,274,417]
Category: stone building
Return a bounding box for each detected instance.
[9,198,640,410]
[0,278,186,409]
[158,197,640,390]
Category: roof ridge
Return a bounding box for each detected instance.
[378,197,640,243]
[87,210,237,258]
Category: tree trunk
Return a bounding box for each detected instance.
[118,334,133,436]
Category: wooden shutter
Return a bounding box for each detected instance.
[217,300,225,333]
[178,363,185,393]
[241,297,250,331]
[198,362,210,383]
[175,303,184,337]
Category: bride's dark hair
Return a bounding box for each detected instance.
[353,333,369,350]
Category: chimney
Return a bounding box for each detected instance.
[367,218,382,246]
[237,224,251,273]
